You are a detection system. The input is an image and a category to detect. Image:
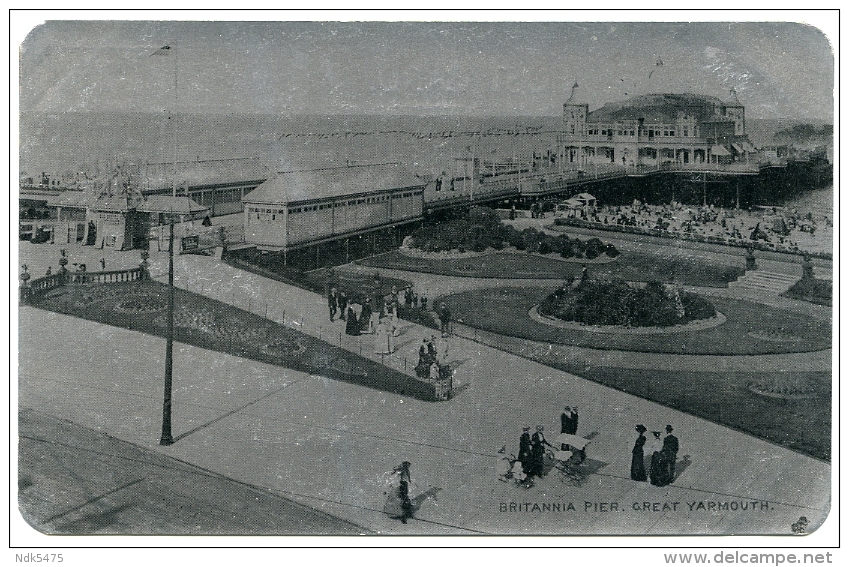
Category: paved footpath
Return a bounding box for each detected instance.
[17,250,831,536]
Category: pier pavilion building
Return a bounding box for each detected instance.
[557,93,758,172]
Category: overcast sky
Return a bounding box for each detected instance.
[18,19,835,121]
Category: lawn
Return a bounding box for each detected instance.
[361,250,744,287]
[578,367,830,462]
[783,278,832,306]
[226,253,411,302]
[440,286,831,355]
[439,285,831,459]
[33,280,440,401]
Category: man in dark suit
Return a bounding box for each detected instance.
[328,287,338,321]
[439,302,451,337]
[530,425,554,478]
[560,406,573,434]
[569,406,579,435]
[338,291,348,320]
[560,406,579,435]
[518,427,532,478]
[661,424,679,485]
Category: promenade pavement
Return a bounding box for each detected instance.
[17,245,832,536]
[18,407,368,535]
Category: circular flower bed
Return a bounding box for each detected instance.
[538,277,716,328]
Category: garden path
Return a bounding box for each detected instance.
[16,237,833,536]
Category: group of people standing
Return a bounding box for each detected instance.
[510,405,582,484]
[404,287,427,311]
[330,281,455,381]
[415,334,450,381]
[631,424,679,487]
[517,425,554,481]
[328,286,402,343]
[560,405,579,435]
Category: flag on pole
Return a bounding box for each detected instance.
[150,45,171,56]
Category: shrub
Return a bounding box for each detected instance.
[541,277,716,328]
[681,292,717,319]
[407,210,618,258]
[585,238,605,259]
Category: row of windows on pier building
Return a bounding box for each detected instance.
[244,189,423,248]
[564,120,741,141]
[559,145,740,166]
[246,191,421,220]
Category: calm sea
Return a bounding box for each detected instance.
[20,112,833,214]
[19,112,564,177]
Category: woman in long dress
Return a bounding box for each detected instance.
[374,318,391,354]
[345,307,359,335]
[648,431,664,486]
[370,306,381,336]
[360,299,373,334]
[416,339,431,378]
[383,461,413,523]
[631,424,648,481]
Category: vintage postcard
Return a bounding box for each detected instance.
[14,14,836,544]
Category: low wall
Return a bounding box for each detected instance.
[20,266,146,304]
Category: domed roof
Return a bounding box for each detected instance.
[588,93,729,123]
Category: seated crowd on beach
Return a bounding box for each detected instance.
[561,200,831,255]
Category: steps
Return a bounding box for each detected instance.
[728,270,801,295]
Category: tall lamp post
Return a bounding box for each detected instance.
[160,217,175,446]
[152,42,178,445]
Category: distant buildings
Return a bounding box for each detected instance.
[46,192,209,249]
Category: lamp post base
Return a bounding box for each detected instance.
[160,435,174,446]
